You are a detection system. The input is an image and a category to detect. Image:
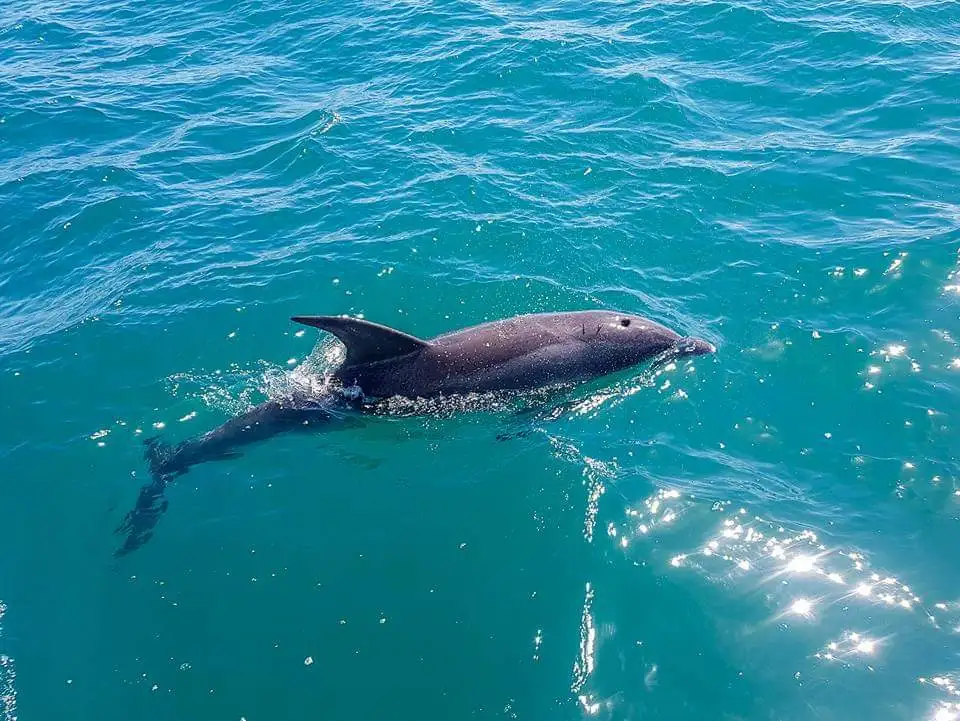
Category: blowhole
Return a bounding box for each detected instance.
[620,318,631,327]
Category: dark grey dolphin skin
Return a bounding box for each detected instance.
[114,309,713,556]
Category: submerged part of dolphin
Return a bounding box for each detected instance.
[113,309,714,556]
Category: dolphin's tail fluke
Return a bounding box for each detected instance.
[111,395,342,557]
[112,436,184,557]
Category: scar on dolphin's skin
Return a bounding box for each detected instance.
[115,309,715,556]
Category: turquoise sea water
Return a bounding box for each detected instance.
[2,0,960,719]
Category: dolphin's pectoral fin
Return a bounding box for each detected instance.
[291,315,429,366]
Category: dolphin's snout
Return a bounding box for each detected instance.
[676,337,715,356]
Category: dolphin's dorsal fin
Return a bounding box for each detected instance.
[291,315,429,366]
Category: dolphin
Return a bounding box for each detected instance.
[114,309,714,556]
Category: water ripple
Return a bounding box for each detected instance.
[1,0,959,718]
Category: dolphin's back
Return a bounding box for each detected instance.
[334,312,609,398]
[292,309,684,399]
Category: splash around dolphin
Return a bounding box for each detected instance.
[114,309,714,556]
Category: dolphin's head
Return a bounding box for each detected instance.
[575,310,714,373]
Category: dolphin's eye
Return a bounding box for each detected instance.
[620,318,631,327]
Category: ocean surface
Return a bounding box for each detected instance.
[2,0,959,719]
